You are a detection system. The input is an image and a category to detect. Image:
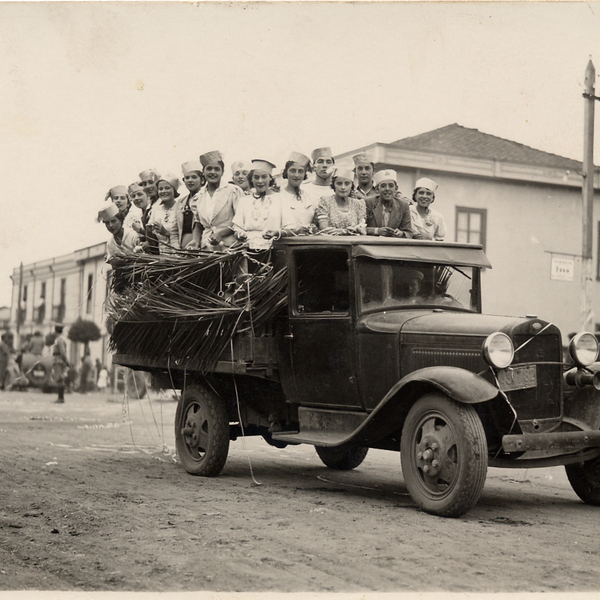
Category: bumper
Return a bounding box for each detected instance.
[502,430,600,453]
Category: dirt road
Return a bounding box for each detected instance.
[1,388,599,593]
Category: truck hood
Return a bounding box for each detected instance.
[358,310,534,336]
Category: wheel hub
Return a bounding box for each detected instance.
[416,439,442,477]
[182,407,207,450]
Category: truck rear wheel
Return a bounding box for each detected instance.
[315,445,369,470]
[175,384,230,477]
[400,394,487,518]
[565,454,600,506]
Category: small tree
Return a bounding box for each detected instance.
[67,319,102,355]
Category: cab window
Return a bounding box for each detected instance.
[294,249,350,314]
[357,258,478,312]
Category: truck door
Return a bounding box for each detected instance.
[280,247,362,410]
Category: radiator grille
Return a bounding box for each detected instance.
[507,333,562,420]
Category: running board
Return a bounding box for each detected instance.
[272,407,368,447]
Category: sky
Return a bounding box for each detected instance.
[1,1,600,307]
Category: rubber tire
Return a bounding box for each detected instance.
[315,445,369,470]
[565,454,600,506]
[400,394,488,518]
[175,384,230,477]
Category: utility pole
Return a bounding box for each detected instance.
[582,59,598,331]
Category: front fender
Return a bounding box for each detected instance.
[344,366,500,447]
[384,366,500,405]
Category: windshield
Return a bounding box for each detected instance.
[357,258,479,313]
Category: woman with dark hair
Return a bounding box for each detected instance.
[188,150,243,251]
[105,185,142,231]
[316,167,366,234]
[410,177,446,241]
[128,183,159,254]
[147,174,181,254]
[276,151,317,235]
[178,160,204,249]
[98,203,139,260]
[233,159,283,250]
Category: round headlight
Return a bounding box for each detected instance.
[482,332,514,369]
[569,332,599,367]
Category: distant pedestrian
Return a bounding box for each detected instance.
[97,365,109,392]
[51,324,71,403]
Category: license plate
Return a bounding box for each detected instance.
[32,369,45,378]
[497,365,537,392]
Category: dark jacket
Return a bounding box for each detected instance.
[365,196,413,238]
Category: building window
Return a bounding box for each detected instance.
[40,282,46,300]
[455,207,487,250]
[52,278,66,323]
[86,274,93,314]
[23,285,28,303]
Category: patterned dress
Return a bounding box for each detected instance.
[316,195,367,229]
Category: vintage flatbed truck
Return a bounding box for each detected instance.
[112,236,600,517]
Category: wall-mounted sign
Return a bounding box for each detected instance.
[550,256,574,281]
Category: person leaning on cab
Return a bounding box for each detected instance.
[187,150,243,251]
[366,169,412,238]
[105,185,142,232]
[233,159,283,253]
[147,174,181,254]
[410,178,446,241]
[98,203,140,260]
[178,160,204,249]
[269,151,318,238]
[316,167,367,235]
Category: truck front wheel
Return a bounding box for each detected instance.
[175,384,230,477]
[565,454,600,506]
[400,394,488,518]
[315,445,369,470]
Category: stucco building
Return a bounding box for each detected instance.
[9,242,109,366]
[337,124,600,340]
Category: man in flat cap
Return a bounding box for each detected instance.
[366,170,412,238]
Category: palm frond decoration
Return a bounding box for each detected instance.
[106,248,287,370]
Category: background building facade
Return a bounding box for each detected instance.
[337,124,600,340]
[9,242,109,367]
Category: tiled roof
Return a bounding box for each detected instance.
[391,124,584,171]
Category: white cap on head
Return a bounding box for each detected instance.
[311,147,333,162]
[231,160,249,174]
[333,167,354,182]
[139,168,159,182]
[352,152,373,166]
[373,170,397,187]
[414,177,438,192]
[199,150,223,167]
[157,174,181,194]
[288,151,311,169]
[181,160,203,176]
[98,203,119,221]
[250,159,276,175]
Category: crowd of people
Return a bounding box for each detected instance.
[0,326,110,398]
[98,148,447,260]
